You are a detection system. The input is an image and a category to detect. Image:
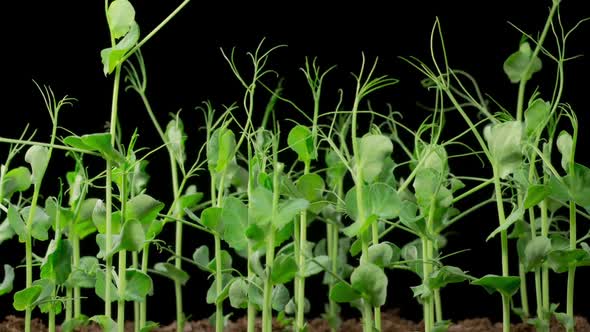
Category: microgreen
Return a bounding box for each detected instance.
[4,2,588,332]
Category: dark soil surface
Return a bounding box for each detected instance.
[2,310,589,331]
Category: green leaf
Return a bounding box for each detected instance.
[1,167,32,199]
[503,41,542,83]
[296,173,325,214]
[208,127,236,174]
[351,263,388,307]
[487,206,524,241]
[21,206,51,241]
[154,263,189,285]
[288,125,316,162]
[74,198,99,239]
[0,264,14,296]
[101,21,140,75]
[228,277,249,309]
[417,144,448,177]
[562,163,590,207]
[114,219,145,253]
[358,134,393,183]
[271,254,298,285]
[200,207,223,233]
[249,187,273,226]
[329,281,361,303]
[0,218,15,245]
[193,245,211,272]
[554,311,575,330]
[523,235,551,271]
[13,285,42,311]
[64,133,125,164]
[342,213,377,238]
[125,194,164,228]
[25,146,49,186]
[484,121,523,179]
[472,274,520,297]
[271,284,290,311]
[368,182,402,219]
[89,315,117,332]
[32,279,57,314]
[221,197,248,251]
[95,269,119,303]
[556,131,573,172]
[428,266,470,290]
[62,316,90,332]
[66,256,99,288]
[547,249,590,273]
[365,243,394,268]
[44,197,73,232]
[303,255,330,277]
[524,99,550,137]
[325,150,347,188]
[207,250,233,272]
[41,239,72,285]
[178,191,204,213]
[275,198,309,230]
[124,269,153,302]
[107,0,135,38]
[206,273,233,304]
[524,184,551,209]
[166,116,187,166]
[8,204,26,242]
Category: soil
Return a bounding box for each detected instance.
[2,309,589,332]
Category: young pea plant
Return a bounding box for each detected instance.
[403,2,589,331]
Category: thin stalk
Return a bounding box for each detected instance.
[214,235,223,332]
[295,161,310,331]
[168,148,183,331]
[139,242,150,328]
[434,289,442,323]
[566,116,578,332]
[493,173,511,332]
[117,251,127,332]
[246,142,256,332]
[66,287,73,322]
[540,200,549,314]
[327,177,343,332]
[132,252,139,332]
[213,174,226,332]
[371,217,381,331]
[516,194,529,318]
[518,263,530,318]
[263,151,281,332]
[49,288,56,332]
[72,234,81,317]
[351,74,373,332]
[105,65,123,319]
[422,202,437,332]
[117,173,128,332]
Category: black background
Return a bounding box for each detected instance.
[6,0,590,326]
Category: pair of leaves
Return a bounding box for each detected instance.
[343,183,401,237]
[207,127,236,174]
[288,125,317,163]
[361,242,401,269]
[329,263,388,307]
[356,134,394,183]
[64,133,125,164]
[8,204,51,242]
[101,0,139,74]
[1,166,32,200]
[95,268,152,303]
[484,121,523,179]
[13,279,59,313]
[41,238,72,285]
[503,41,542,83]
[66,257,100,289]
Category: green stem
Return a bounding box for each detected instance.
[118,250,127,332]
[247,244,256,332]
[295,162,310,331]
[263,159,280,332]
[66,286,73,322]
[105,65,122,319]
[49,289,56,332]
[73,234,81,317]
[140,243,150,329]
[540,200,549,314]
[169,149,183,332]
[518,263,530,319]
[493,173,511,332]
[566,199,576,332]
[327,178,343,332]
[434,289,442,323]
[214,234,223,332]
[132,252,139,332]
